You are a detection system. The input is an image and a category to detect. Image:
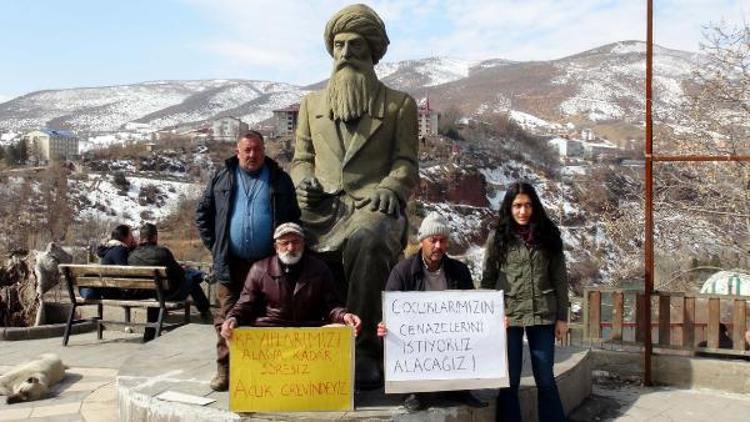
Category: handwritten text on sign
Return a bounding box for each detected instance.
[383,290,508,393]
[229,326,353,412]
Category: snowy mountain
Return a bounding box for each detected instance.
[423,41,699,125]
[376,56,481,91]
[0,80,307,133]
[553,41,699,122]
[0,40,698,137]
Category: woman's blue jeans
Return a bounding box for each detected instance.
[497,324,566,422]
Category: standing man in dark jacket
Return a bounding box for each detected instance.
[378,212,486,412]
[195,130,300,391]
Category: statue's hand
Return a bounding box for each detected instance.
[369,188,399,215]
[296,177,324,207]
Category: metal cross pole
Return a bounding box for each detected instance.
[644,0,654,387]
[652,155,750,162]
[643,0,750,386]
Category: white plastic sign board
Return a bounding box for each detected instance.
[382,290,508,393]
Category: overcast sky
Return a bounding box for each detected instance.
[0,0,746,101]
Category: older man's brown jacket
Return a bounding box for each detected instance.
[226,253,347,327]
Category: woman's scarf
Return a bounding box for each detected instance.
[513,224,537,248]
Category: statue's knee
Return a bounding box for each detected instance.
[348,228,387,251]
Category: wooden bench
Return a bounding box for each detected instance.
[58,264,192,346]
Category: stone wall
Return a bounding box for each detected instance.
[592,349,750,394]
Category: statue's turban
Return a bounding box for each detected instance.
[324,4,390,65]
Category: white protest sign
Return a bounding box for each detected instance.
[383,290,508,393]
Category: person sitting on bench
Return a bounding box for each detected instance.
[80,224,136,299]
[128,223,212,332]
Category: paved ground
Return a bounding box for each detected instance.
[569,372,750,422]
[0,330,143,421]
[3,326,750,421]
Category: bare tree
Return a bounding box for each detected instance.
[656,21,750,267]
[41,164,73,242]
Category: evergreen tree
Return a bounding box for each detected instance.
[16,140,27,164]
[4,144,17,166]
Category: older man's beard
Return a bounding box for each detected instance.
[327,60,379,122]
[278,249,303,266]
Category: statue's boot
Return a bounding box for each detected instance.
[355,354,383,390]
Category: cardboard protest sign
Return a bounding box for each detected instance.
[229,326,354,412]
[383,290,508,393]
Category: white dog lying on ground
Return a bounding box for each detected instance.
[0,353,66,404]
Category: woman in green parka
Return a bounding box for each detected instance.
[482,182,568,422]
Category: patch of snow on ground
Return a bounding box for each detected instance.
[0,131,19,147]
[509,110,560,131]
[562,166,587,176]
[480,162,550,210]
[555,44,695,122]
[80,132,152,152]
[73,174,202,226]
[422,201,490,250]
[453,244,486,286]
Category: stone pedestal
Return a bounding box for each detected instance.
[117,324,591,421]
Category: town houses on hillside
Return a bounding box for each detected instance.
[272,103,299,137]
[159,116,250,145]
[210,116,248,143]
[417,98,439,138]
[548,137,585,158]
[547,128,623,162]
[22,128,79,162]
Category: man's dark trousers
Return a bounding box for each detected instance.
[213,258,254,369]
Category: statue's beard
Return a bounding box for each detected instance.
[327,61,378,122]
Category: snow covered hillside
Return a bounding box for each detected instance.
[0,80,307,133]
[0,40,700,138]
[71,174,202,226]
[377,57,479,90]
[554,41,699,122]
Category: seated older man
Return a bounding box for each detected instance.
[220,222,361,340]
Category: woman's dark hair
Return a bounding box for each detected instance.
[111,225,131,243]
[493,182,563,264]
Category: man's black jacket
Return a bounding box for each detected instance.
[195,156,300,283]
[128,242,185,290]
[384,250,475,292]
